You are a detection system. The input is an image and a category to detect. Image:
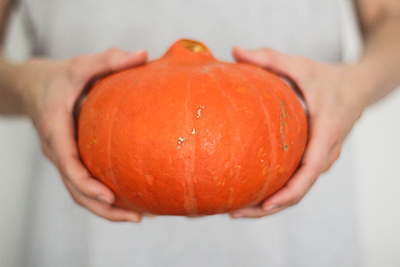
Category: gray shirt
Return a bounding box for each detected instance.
[19,0,360,266]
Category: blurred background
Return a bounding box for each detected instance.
[1,2,399,267]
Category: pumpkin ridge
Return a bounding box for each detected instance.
[78,40,307,215]
[233,65,278,203]
[108,70,149,210]
[182,71,198,215]
[205,67,237,212]
[106,79,132,205]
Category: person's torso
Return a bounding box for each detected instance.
[22,0,342,62]
[18,1,360,267]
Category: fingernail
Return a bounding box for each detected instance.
[97,195,112,204]
[262,204,277,212]
[234,46,247,53]
[128,215,141,223]
[231,213,244,219]
[130,50,146,57]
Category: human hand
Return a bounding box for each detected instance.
[18,48,147,222]
[229,47,365,218]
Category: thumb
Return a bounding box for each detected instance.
[84,48,148,78]
[70,49,147,119]
[232,46,308,83]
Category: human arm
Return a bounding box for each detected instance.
[0,0,22,114]
[230,0,400,218]
[0,0,147,222]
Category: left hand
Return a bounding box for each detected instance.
[229,47,365,218]
[18,49,148,222]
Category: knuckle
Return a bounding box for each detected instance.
[307,163,322,180]
[41,143,52,159]
[57,157,69,175]
[70,192,84,206]
[333,147,341,161]
[291,196,302,206]
[261,47,273,56]
[39,115,53,140]
[322,162,333,173]
[286,193,301,206]
[104,48,124,61]
[298,60,316,85]
[70,176,88,194]
[102,48,127,67]
[104,47,121,57]
[323,148,342,173]
[70,175,97,199]
[68,56,88,82]
[276,188,298,208]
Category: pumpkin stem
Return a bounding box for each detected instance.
[163,39,215,63]
[180,39,208,53]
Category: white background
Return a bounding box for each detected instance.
[1,4,400,267]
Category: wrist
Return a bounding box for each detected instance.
[13,58,55,118]
[0,59,26,115]
[342,53,400,111]
[341,61,381,111]
[0,58,40,115]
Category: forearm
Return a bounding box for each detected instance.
[0,56,57,119]
[0,0,23,115]
[0,57,26,115]
[349,9,400,108]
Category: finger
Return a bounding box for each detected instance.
[88,48,148,74]
[326,144,342,172]
[50,109,116,204]
[70,48,148,83]
[143,212,157,218]
[232,46,310,84]
[230,167,318,218]
[229,206,268,219]
[259,119,333,214]
[229,119,333,218]
[64,179,142,222]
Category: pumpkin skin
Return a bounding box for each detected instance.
[78,39,307,216]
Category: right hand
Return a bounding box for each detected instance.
[17,48,148,222]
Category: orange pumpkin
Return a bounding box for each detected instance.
[78,39,307,216]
